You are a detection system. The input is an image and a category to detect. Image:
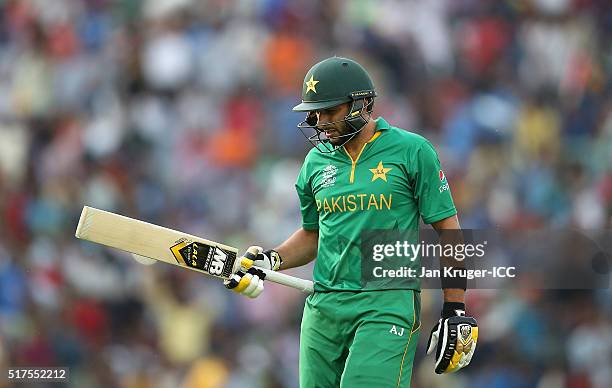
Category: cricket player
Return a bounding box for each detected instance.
[225,57,478,387]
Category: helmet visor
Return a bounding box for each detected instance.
[292,97,351,112]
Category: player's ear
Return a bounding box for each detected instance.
[364,98,374,114]
[306,111,318,126]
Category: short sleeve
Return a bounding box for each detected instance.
[295,162,319,230]
[412,141,457,224]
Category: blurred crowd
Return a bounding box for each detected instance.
[0,0,611,387]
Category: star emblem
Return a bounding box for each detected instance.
[305,75,319,94]
[370,161,392,182]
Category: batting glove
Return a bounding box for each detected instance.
[223,246,282,298]
[426,302,478,374]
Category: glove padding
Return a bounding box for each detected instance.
[223,246,282,298]
[426,303,478,374]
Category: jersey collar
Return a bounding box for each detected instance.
[374,117,391,132]
[366,117,390,143]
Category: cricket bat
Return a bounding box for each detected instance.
[75,206,314,293]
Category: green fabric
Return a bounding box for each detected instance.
[299,290,421,388]
[295,117,457,291]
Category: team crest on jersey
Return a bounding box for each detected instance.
[370,161,392,182]
[321,164,338,188]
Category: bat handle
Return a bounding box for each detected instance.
[261,268,314,294]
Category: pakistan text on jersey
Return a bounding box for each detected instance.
[316,193,392,213]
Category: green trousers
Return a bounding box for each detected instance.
[299,289,421,388]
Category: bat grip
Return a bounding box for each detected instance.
[262,268,314,293]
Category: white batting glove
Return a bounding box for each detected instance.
[223,246,282,298]
[426,302,478,374]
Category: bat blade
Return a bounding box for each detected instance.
[75,206,315,293]
[132,253,158,265]
[75,206,238,279]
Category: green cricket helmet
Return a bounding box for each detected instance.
[293,56,377,153]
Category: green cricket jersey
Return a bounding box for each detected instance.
[295,117,457,291]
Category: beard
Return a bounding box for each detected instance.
[319,120,353,146]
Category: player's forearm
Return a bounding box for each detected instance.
[432,215,466,304]
[275,228,319,270]
[443,288,465,303]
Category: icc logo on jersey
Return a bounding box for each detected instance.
[321,165,338,188]
[438,170,449,193]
